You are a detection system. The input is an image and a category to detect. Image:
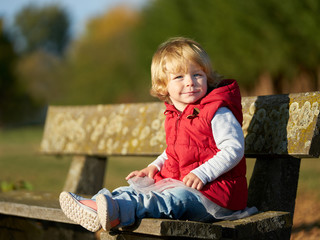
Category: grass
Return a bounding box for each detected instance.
[0,126,319,199]
[0,126,155,193]
[0,126,71,192]
[297,158,320,198]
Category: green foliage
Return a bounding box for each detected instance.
[3,0,320,113]
[59,6,152,105]
[1,4,70,125]
[57,0,320,105]
[13,4,70,55]
[0,4,70,126]
[0,19,37,125]
[15,50,64,104]
[135,0,320,89]
[0,20,16,91]
[0,19,17,107]
[0,180,33,192]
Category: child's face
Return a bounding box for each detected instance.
[166,61,207,112]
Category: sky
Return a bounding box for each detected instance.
[0,0,148,37]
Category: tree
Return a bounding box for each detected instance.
[0,19,17,124]
[13,4,70,55]
[15,50,64,104]
[60,6,144,105]
[0,19,36,125]
[10,4,71,123]
[135,0,320,93]
[0,20,16,99]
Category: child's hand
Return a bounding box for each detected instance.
[125,165,159,180]
[183,173,204,190]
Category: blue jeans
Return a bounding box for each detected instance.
[93,186,216,227]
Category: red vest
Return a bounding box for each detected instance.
[154,79,248,210]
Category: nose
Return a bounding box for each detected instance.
[185,74,194,87]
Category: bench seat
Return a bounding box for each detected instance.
[102,211,291,240]
[0,191,291,240]
[0,191,71,224]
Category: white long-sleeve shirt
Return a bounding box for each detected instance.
[149,107,245,185]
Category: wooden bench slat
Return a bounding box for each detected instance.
[40,92,320,157]
[117,218,222,239]
[214,211,292,239]
[242,92,320,158]
[0,193,292,239]
[99,211,291,240]
[0,191,73,224]
[40,102,166,156]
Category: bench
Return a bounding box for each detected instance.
[0,91,319,239]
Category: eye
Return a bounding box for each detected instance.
[173,75,183,80]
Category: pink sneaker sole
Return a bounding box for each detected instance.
[59,191,101,232]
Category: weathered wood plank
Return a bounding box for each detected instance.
[242,91,320,157]
[40,92,320,157]
[0,191,74,224]
[248,156,301,216]
[63,155,107,195]
[213,211,292,240]
[40,102,166,156]
[100,211,291,240]
[0,192,291,240]
[104,218,222,239]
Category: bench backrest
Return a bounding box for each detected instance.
[41,91,320,158]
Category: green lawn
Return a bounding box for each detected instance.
[0,126,319,198]
[0,126,71,192]
[0,126,153,193]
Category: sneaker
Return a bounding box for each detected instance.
[96,194,120,231]
[59,191,101,232]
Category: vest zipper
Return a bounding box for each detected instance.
[174,112,182,179]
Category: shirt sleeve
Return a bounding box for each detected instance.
[191,107,245,185]
[148,150,167,171]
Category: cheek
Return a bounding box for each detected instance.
[167,82,175,95]
[201,79,208,91]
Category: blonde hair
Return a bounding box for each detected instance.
[150,37,221,102]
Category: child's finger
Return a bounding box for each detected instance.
[191,181,198,189]
[196,181,204,190]
[184,178,193,188]
[125,171,138,180]
[182,176,188,185]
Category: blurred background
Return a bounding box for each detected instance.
[0,1,319,239]
[1,0,319,126]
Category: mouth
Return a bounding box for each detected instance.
[182,90,200,95]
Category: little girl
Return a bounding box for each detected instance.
[59,37,257,232]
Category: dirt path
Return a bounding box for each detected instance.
[291,191,320,239]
